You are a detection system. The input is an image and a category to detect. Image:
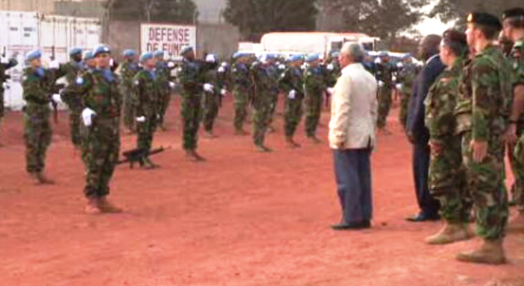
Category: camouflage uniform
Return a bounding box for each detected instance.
[279,66,305,138]
[179,59,203,151]
[60,60,83,147]
[251,62,273,147]
[231,62,252,132]
[267,63,282,126]
[510,39,524,213]
[376,61,394,129]
[78,69,122,199]
[202,65,220,134]
[425,58,471,224]
[0,58,18,122]
[119,60,140,132]
[22,67,54,174]
[398,63,418,131]
[133,69,161,153]
[156,61,172,128]
[304,64,326,138]
[455,45,512,240]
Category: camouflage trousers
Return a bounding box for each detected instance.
[137,115,158,152]
[461,131,509,240]
[284,95,304,138]
[122,87,136,132]
[0,89,4,119]
[512,132,524,213]
[202,91,220,133]
[233,88,249,131]
[181,91,202,151]
[158,90,171,127]
[268,90,279,126]
[24,105,52,173]
[399,91,411,132]
[253,95,272,146]
[81,118,120,199]
[305,90,323,137]
[429,136,472,224]
[377,86,392,129]
[69,108,82,147]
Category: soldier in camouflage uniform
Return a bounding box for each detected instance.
[201,54,220,138]
[397,54,418,132]
[279,55,305,148]
[231,53,252,135]
[424,30,473,245]
[266,55,281,132]
[78,45,123,214]
[22,50,59,184]
[375,52,394,130]
[304,54,326,143]
[154,51,173,131]
[502,8,524,229]
[59,47,83,148]
[0,52,18,146]
[179,46,205,161]
[119,50,139,134]
[454,13,512,264]
[83,51,96,70]
[325,53,341,108]
[251,55,274,152]
[132,52,161,169]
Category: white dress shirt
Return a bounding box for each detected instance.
[329,63,378,149]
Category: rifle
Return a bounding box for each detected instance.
[118,146,169,169]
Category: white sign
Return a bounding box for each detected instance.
[140,23,196,56]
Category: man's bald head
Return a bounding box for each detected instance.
[419,34,442,61]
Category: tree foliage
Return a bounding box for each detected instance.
[319,0,428,40]
[223,0,318,41]
[105,0,198,24]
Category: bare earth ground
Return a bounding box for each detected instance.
[0,96,523,286]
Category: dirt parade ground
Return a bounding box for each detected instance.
[0,97,523,286]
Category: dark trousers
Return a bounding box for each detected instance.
[413,143,440,216]
[333,148,373,224]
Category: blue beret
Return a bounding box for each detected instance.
[93,45,111,57]
[140,52,154,63]
[25,50,42,62]
[288,54,304,63]
[233,52,249,60]
[154,50,164,58]
[84,51,94,61]
[180,46,194,55]
[379,51,389,57]
[306,54,320,63]
[69,47,82,56]
[123,49,137,58]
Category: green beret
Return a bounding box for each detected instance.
[467,12,502,30]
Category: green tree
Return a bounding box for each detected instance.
[106,0,198,24]
[224,0,318,41]
[319,0,428,40]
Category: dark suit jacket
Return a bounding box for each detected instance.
[407,55,446,145]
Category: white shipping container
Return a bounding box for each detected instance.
[1,11,101,110]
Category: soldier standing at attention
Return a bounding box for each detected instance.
[0,51,18,146]
[154,51,172,131]
[22,50,60,184]
[59,47,83,149]
[397,54,418,132]
[304,54,326,143]
[424,30,473,245]
[231,53,252,135]
[119,49,139,134]
[265,55,281,132]
[455,13,512,264]
[375,52,394,131]
[279,55,305,148]
[132,52,161,169]
[79,45,123,214]
[179,46,205,161]
[502,8,524,230]
[251,55,274,152]
[201,54,220,138]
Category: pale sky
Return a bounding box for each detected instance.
[413,1,456,36]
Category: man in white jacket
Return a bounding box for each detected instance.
[329,42,378,230]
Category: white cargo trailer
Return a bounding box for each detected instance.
[1,11,101,110]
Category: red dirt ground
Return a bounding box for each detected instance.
[0,97,523,286]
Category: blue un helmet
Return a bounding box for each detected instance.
[69,47,82,57]
[123,49,137,58]
[93,45,111,57]
[140,52,154,63]
[25,49,42,62]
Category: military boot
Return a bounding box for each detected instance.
[185,150,206,162]
[98,197,123,214]
[85,198,102,214]
[30,172,54,185]
[307,135,322,144]
[144,157,160,170]
[286,137,301,148]
[508,213,524,232]
[425,223,474,245]
[235,129,249,136]
[456,239,506,265]
[255,144,272,153]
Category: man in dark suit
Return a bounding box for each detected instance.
[406,35,445,222]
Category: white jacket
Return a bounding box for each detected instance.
[329,63,378,149]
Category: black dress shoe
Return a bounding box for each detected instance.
[405,213,440,222]
[331,220,371,231]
